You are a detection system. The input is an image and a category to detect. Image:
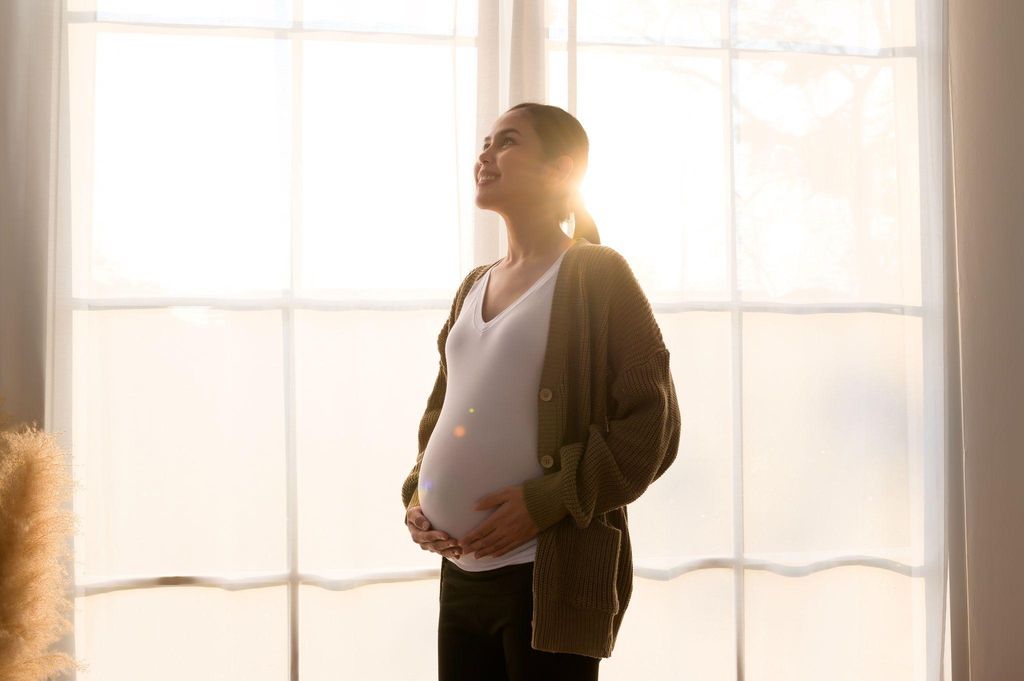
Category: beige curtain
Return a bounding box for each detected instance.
[946,1,1024,679]
[0,0,61,428]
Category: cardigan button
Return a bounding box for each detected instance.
[539,387,553,401]
[540,454,554,468]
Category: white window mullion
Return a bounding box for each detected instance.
[915,0,954,679]
[726,1,747,679]
[450,3,466,278]
[566,0,576,116]
[495,0,547,259]
[72,551,927,597]
[67,297,928,316]
[508,0,546,108]
[51,1,78,678]
[286,2,303,680]
[474,0,503,265]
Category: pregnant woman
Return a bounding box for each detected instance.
[402,102,681,680]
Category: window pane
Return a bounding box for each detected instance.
[742,313,923,565]
[295,309,448,573]
[75,586,287,681]
[629,312,736,563]
[301,40,476,297]
[600,570,735,679]
[547,0,726,44]
[549,48,729,299]
[746,568,923,680]
[737,0,917,49]
[303,0,477,37]
[734,55,921,304]
[74,308,287,578]
[82,31,292,298]
[82,0,292,27]
[300,581,437,680]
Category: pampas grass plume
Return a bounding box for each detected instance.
[0,408,85,680]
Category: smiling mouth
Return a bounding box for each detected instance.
[477,176,499,185]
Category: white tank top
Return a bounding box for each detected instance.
[417,248,568,571]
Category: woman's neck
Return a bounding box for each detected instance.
[501,226,574,268]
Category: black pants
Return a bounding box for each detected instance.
[438,557,601,681]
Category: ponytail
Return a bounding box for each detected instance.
[570,190,600,245]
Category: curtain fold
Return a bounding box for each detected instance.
[947,1,1024,679]
[0,0,61,428]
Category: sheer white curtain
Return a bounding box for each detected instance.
[44,0,952,679]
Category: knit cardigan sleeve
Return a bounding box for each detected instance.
[522,251,682,532]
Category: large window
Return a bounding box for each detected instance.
[58,1,950,679]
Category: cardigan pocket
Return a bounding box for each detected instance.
[566,518,622,613]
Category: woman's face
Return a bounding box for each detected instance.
[474,110,567,213]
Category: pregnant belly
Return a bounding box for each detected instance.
[417,432,538,541]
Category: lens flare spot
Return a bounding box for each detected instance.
[453,425,466,437]
[468,407,475,413]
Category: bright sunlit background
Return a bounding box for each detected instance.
[61,0,949,679]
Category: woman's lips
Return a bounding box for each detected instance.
[477,176,499,186]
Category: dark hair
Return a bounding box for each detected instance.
[506,102,601,245]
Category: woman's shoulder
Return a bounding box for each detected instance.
[573,241,641,287]
[462,262,494,289]
[449,262,494,305]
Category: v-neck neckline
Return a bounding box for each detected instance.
[475,248,567,330]
[473,238,581,331]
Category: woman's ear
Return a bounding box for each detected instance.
[548,154,575,190]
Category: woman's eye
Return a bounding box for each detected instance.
[481,138,513,150]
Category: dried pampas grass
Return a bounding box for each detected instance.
[0,408,84,680]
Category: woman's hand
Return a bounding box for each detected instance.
[406,506,462,559]
[459,485,540,559]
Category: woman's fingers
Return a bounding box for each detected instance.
[405,507,461,556]
[429,537,461,552]
[416,527,460,554]
[427,540,462,558]
[407,506,431,529]
[407,508,448,542]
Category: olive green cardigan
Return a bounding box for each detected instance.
[401,236,681,658]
